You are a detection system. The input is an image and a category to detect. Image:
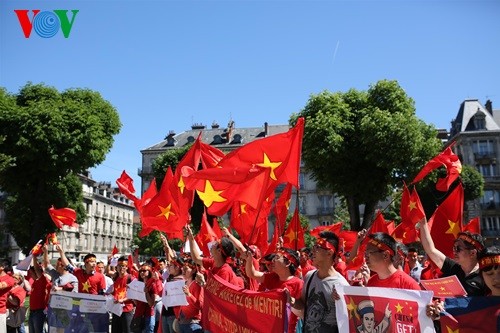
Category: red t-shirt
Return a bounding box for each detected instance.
[72,268,106,295]
[202,258,240,288]
[301,261,315,277]
[261,273,304,333]
[334,261,348,279]
[176,281,203,321]
[7,285,26,309]
[367,270,421,290]
[0,274,16,314]
[113,274,134,312]
[29,274,51,311]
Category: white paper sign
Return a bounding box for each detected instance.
[16,254,33,271]
[80,299,108,313]
[162,280,188,307]
[126,279,147,302]
[183,238,202,256]
[105,295,124,316]
[110,257,119,267]
[49,294,73,310]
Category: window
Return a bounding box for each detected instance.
[298,196,306,214]
[480,190,500,209]
[472,140,494,156]
[299,173,305,190]
[477,164,497,177]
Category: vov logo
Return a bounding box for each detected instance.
[14,10,79,38]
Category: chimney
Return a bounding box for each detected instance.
[264,122,268,136]
[211,121,220,129]
[485,99,493,115]
[191,123,206,130]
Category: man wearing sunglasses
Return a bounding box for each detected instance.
[289,231,349,333]
[418,217,487,296]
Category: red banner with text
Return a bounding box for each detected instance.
[203,273,287,333]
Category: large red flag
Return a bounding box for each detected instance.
[282,207,305,250]
[216,117,304,195]
[368,211,391,234]
[272,183,293,234]
[411,146,462,192]
[393,185,425,243]
[182,165,271,216]
[140,167,183,237]
[462,216,481,234]
[427,183,464,258]
[116,170,139,202]
[48,206,78,229]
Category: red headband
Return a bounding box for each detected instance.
[368,238,395,256]
[277,250,299,266]
[479,255,500,270]
[457,234,483,251]
[316,238,336,251]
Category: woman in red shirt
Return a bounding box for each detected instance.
[132,264,162,333]
[176,259,203,333]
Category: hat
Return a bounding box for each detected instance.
[357,300,375,316]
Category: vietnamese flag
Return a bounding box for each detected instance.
[140,167,183,237]
[272,183,293,234]
[111,245,119,256]
[463,216,481,234]
[134,178,158,213]
[182,165,271,216]
[48,206,78,229]
[30,240,44,256]
[116,170,139,203]
[216,117,304,195]
[368,211,392,234]
[195,213,219,256]
[266,223,280,256]
[427,183,464,258]
[282,207,305,250]
[230,193,274,243]
[411,145,462,192]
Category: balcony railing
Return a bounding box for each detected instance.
[316,207,334,215]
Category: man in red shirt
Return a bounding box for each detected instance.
[364,233,420,290]
[28,256,51,333]
[56,245,106,295]
[0,259,16,330]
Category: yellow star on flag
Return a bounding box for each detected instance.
[257,153,282,181]
[285,199,291,210]
[178,177,186,194]
[284,228,297,242]
[408,201,417,211]
[445,220,461,238]
[395,303,404,313]
[196,180,226,207]
[157,203,175,220]
[440,287,446,291]
[240,203,247,214]
[346,297,359,320]
[446,326,459,333]
[82,280,91,292]
[117,289,126,300]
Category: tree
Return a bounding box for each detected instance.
[0,83,121,253]
[291,80,442,231]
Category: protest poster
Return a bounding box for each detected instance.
[335,285,435,333]
[162,279,188,307]
[420,275,467,297]
[203,273,287,333]
[47,291,109,333]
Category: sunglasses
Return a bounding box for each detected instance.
[452,245,473,253]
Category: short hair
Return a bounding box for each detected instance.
[117,256,128,262]
[318,231,340,253]
[83,253,96,262]
[368,232,397,258]
[478,245,500,273]
[159,258,166,264]
[407,247,418,254]
[300,247,312,257]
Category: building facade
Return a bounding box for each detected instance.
[0,174,136,264]
[139,121,337,229]
[450,99,500,246]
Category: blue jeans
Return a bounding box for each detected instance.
[142,316,155,333]
[28,309,46,333]
[161,315,176,333]
[179,322,203,333]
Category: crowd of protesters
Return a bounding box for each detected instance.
[0,219,498,333]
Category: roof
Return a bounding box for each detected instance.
[450,99,500,136]
[141,122,291,152]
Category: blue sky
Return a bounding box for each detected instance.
[1,1,499,189]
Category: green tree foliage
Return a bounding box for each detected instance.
[0,83,121,253]
[292,80,442,231]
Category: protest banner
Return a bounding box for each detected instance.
[335,285,434,333]
[203,273,287,333]
[47,291,108,333]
